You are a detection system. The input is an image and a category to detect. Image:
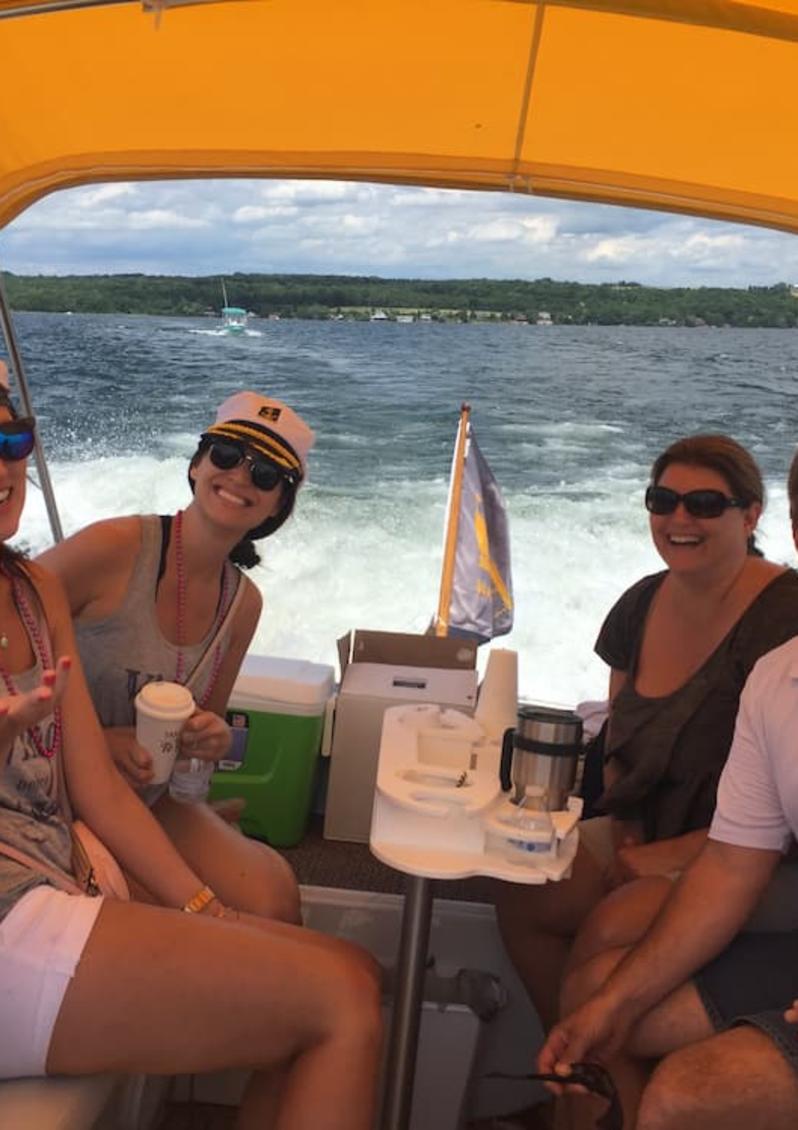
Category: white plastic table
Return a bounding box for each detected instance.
[370,704,580,1130]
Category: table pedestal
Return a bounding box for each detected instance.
[379,875,433,1130]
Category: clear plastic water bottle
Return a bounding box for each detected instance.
[168,757,214,803]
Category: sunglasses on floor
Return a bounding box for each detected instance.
[488,1062,623,1130]
[206,438,291,492]
[0,418,35,463]
[644,485,744,519]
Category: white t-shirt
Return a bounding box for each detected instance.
[710,635,798,853]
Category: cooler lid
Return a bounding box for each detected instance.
[232,654,335,709]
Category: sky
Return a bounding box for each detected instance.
[3,178,798,288]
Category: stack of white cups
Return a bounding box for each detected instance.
[475,648,518,741]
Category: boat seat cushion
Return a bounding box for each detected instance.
[0,1073,117,1129]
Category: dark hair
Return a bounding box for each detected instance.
[188,439,299,570]
[1,545,29,578]
[650,434,764,556]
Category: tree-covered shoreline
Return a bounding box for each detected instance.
[4,272,798,327]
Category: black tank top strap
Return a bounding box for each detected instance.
[156,514,172,587]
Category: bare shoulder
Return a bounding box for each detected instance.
[36,515,145,617]
[239,573,263,616]
[38,515,142,571]
[227,574,261,655]
[22,559,72,626]
[24,557,64,598]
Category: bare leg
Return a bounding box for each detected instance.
[47,900,382,1130]
[494,842,608,1029]
[638,1027,798,1130]
[567,877,673,972]
[558,946,714,1130]
[153,793,301,923]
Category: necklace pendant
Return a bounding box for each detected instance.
[0,632,8,650]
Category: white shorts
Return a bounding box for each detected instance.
[0,885,103,1078]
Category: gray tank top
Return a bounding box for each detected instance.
[0,581,71,921]
[75,515,242,803]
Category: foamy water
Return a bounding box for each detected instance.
[9,313,798,704]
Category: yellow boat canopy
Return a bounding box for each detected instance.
[2,0,798,231]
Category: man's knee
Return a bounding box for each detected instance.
[637,1047,703,1130]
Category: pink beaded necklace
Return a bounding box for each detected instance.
[173,509,229,707]
[0,571,62,759]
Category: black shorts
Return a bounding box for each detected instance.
[694,930,798,1076]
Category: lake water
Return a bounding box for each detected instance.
[7,312,798,704]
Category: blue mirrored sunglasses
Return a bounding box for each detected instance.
[0,418,35,462]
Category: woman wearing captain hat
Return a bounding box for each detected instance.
[39,390,314,923]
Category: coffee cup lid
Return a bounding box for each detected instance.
[135,681,195,717]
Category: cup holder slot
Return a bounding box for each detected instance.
[400,767,471,790]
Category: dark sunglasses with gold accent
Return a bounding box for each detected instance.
[645,484,744,520]
[0,417,35,463]
[203,437,298,491]
[488,1063,622,1130]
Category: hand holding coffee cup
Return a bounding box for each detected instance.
[134,682,196,786]
[179,709,232,762]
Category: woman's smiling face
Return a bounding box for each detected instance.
[190,443,284,533]
[0,408,28,543]
[649,461,760,576]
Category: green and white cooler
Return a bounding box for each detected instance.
[210,654,335,846]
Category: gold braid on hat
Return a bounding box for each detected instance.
[204,421,302,476]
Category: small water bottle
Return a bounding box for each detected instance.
[168,757,214,804]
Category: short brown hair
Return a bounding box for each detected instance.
[651,435,764,556]
[651,434,764,507]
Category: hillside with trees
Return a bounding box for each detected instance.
[4,272,798,327]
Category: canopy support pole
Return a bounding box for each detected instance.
[0,270,63,542]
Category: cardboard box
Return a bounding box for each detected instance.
[323,631,478,843]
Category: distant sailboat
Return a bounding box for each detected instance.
[220,279,248,335]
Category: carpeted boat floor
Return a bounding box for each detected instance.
[158,1102,237,1129]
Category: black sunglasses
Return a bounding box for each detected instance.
[0,417,35,463]
[205,438,289,492]
[645,485,744,520]
[488,1063,622,1130]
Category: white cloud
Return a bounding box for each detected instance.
[684,232,745,252]
[2,177,798,286]
[76,184,137,208]
[232,204,297,223]
[584,235,651,264]
[126,209,208,230]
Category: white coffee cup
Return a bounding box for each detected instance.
[134,681,195,785]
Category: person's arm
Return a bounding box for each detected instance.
[602,667,645,851]
[614,827,708,879]
[539,837,779,1072]
[36,564,210,908]
[179,578,263,762]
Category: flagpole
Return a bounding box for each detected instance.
[435,402,471,637]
